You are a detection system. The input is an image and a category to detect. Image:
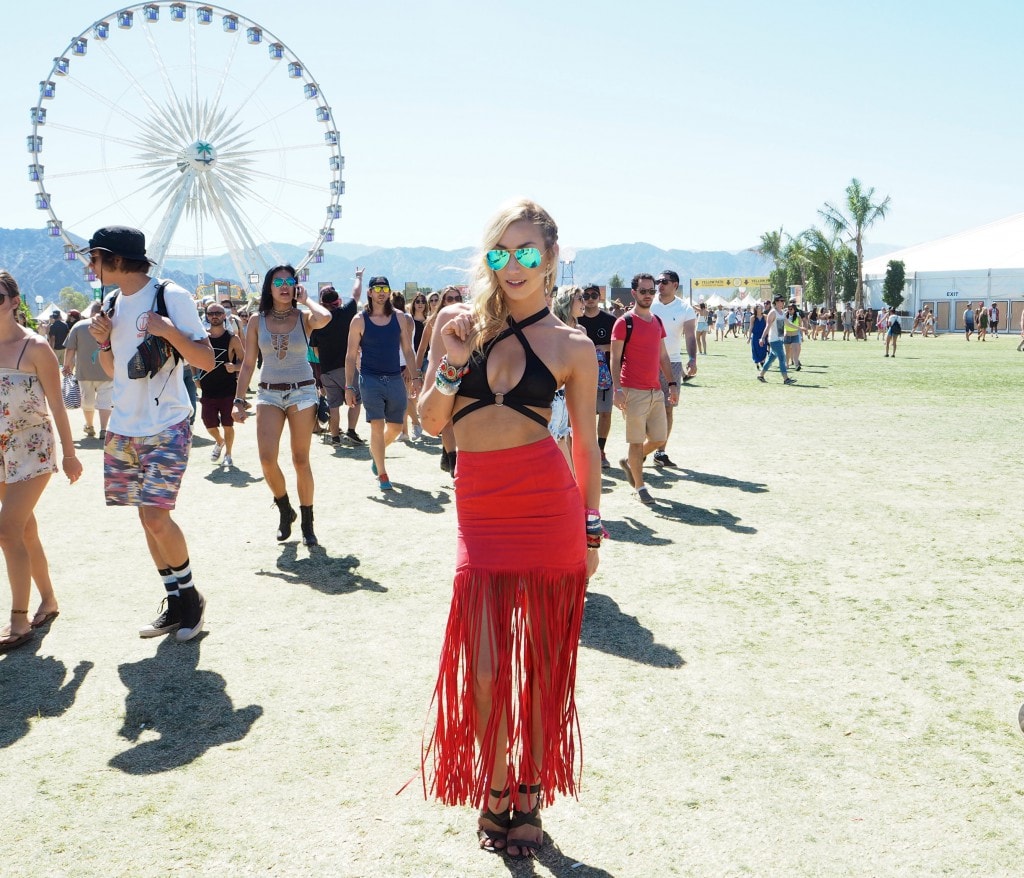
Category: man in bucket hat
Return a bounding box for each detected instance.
[85,226,214,642]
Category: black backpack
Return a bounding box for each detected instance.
[106,279,183,367]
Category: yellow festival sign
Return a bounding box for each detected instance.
[691,277,772,288]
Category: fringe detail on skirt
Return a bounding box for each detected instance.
[422,565,588,809]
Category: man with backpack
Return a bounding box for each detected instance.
[84,226,214,643]
[610,273,678,505]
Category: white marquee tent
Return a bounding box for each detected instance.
[862,212,1024,331]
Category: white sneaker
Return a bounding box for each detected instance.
[411,424,423,441]
[210,443,224,462]
[222,455,233,467]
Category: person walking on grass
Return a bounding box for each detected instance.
[199,302,245,467]
[232,265,331,546]
[0,271,82,653]
[576,283,617,470]
[63,301,113,440]
[345,276,421,491]
[758,295,796,385]
[884,308,902,357]
[963,302,975,340]
[84,226,213,642]
[309,272,365,446]
[649,269,697,469]
[610,273,679,505]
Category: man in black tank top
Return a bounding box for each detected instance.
[577,284,616,469]
[199,304,244,466]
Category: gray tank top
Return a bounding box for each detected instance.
[258,314,314,384]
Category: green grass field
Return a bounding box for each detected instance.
[1,330,1021,877]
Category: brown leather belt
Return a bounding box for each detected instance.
[258,379,315,391]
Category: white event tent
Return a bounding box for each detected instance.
[862,212,1024,332]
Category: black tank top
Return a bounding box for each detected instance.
[452,307,557,429]
[200,332,237,398]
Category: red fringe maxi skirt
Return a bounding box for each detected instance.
[423,437,588,809]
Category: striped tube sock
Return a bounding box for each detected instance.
[170,559,195,592]
[159,567,179,597]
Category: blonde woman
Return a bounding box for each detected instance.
[0,271,82,652]
[419,200,600,858]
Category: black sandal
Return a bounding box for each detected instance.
[507,783,543,859]
[477,787,511,853]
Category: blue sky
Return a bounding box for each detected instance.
[3,0,1022,255]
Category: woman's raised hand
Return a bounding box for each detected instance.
[440,308,473,367]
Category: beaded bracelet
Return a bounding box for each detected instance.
[585,508,603,548]
[435,355,469,396]
[438,355,469,382]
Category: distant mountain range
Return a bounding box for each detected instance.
[0,227,901,302]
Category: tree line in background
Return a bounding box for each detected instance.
[757,178,894,311]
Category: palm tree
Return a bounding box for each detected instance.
[801,228,844,310]
[756,227,787,298]
[819,178,891,310]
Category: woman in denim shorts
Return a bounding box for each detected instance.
[233,265,331,547]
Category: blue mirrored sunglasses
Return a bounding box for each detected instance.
[272,277,297,288]
[485,247,543,272]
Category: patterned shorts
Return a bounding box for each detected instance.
[104,419,191,509]
[0,423,58,485]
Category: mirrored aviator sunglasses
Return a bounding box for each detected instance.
[485,247,543,272]
[272,277,297,288]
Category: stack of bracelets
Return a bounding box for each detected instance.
[435,354,469,396]
[586,508,603,549]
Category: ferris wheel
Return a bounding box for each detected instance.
[27,2,344,290]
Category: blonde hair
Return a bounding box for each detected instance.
[553,285,582,328]
[469,198,558,352]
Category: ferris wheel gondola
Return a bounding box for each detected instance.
[27,2,344,290]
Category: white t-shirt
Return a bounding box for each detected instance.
[766,307,786,342]
[650,295,696,363]
[106,278,207,437]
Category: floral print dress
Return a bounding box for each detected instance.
[0,368,57,484]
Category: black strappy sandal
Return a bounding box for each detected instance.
[477,787,511,853]
[507,783,543,859]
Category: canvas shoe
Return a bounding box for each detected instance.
[653,450,676,468]
[379,474,394,491]
[345,428,366,446]
[175,589,206,642]
[222,455,233,467]
[210,443,224,462]
[619,458,635,488]
[139,595,181,638]
[411,424,423,441]
[636,487,655,505]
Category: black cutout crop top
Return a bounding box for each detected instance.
[452,307,558,428]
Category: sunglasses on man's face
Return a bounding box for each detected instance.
[370,285,391,294]
[272,277,297,288]
[582,291,600,301]
[485,247,543,272]
[206,311,225,318]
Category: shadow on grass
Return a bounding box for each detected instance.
[494,836,616,876]
[651,499,756,534]
[110,633,262,775]
[0,631,92,749]
[368,483,452,513]
[679,468,768,494]
[204,465,264,488]
[581,591,684,669]
[258,543,387,594]
[604,515,672,546]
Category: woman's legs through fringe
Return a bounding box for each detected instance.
[422,568,587,810]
